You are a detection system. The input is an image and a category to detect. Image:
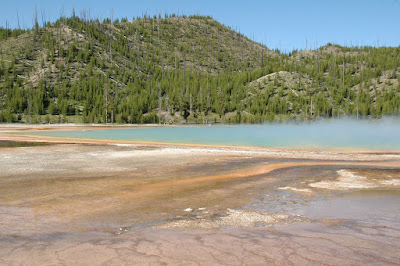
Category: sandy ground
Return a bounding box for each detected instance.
[1,125,400,265]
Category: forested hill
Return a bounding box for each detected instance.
[0,14,399,124]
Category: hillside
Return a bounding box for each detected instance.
[0,14,399,124]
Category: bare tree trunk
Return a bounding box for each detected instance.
[361,57,364,85]
[261,49,264,67]
[357,85,360,120]
[41,9,46,28]
[157,13,161,55]
[0,47,2,114]
[199,86,203,110]
[28,89,32,123]
[305,103,308,119]
[17,11,20,29]
[34,7,38,31]
[368,48,371,69]
[180,67,185,113]
[190,93,193,115]
[158,86,162,124]
[111,9,114,24]
[358,53,361,119]
[298,57,302,90]
[343,51,345,88]
[332,52,335,83]
[105,87,108,124]
[174,47,177,73]
[105,38,113,124]
[206,73,210,112]
[165,91,170,124]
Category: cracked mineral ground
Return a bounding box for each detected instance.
[0,137,399,265]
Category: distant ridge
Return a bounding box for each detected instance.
[0,14,399,123]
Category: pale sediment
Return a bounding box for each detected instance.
[278,186,313,193]
[1,132,400,162]
[309,169,400,190]
[1,126,400,264]
[1,124,400,161]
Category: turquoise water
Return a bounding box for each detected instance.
[28,119,400,151]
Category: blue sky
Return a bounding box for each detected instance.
[1,0,399,52]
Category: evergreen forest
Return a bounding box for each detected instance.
[0,13,399,124]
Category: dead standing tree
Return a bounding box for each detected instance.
[104,13,115,124]
[158,85,162,124]
[0,46,3,114]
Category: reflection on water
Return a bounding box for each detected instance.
[249,166,400,231]
[1,156,399,233]
[298,190,400,226]
[0,140,53,148]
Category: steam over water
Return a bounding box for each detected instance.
[30,118,400,150]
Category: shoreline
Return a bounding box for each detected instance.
[1,125,400,264]
[1,124,400,157]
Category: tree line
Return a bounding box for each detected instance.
[0,13,399,123]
